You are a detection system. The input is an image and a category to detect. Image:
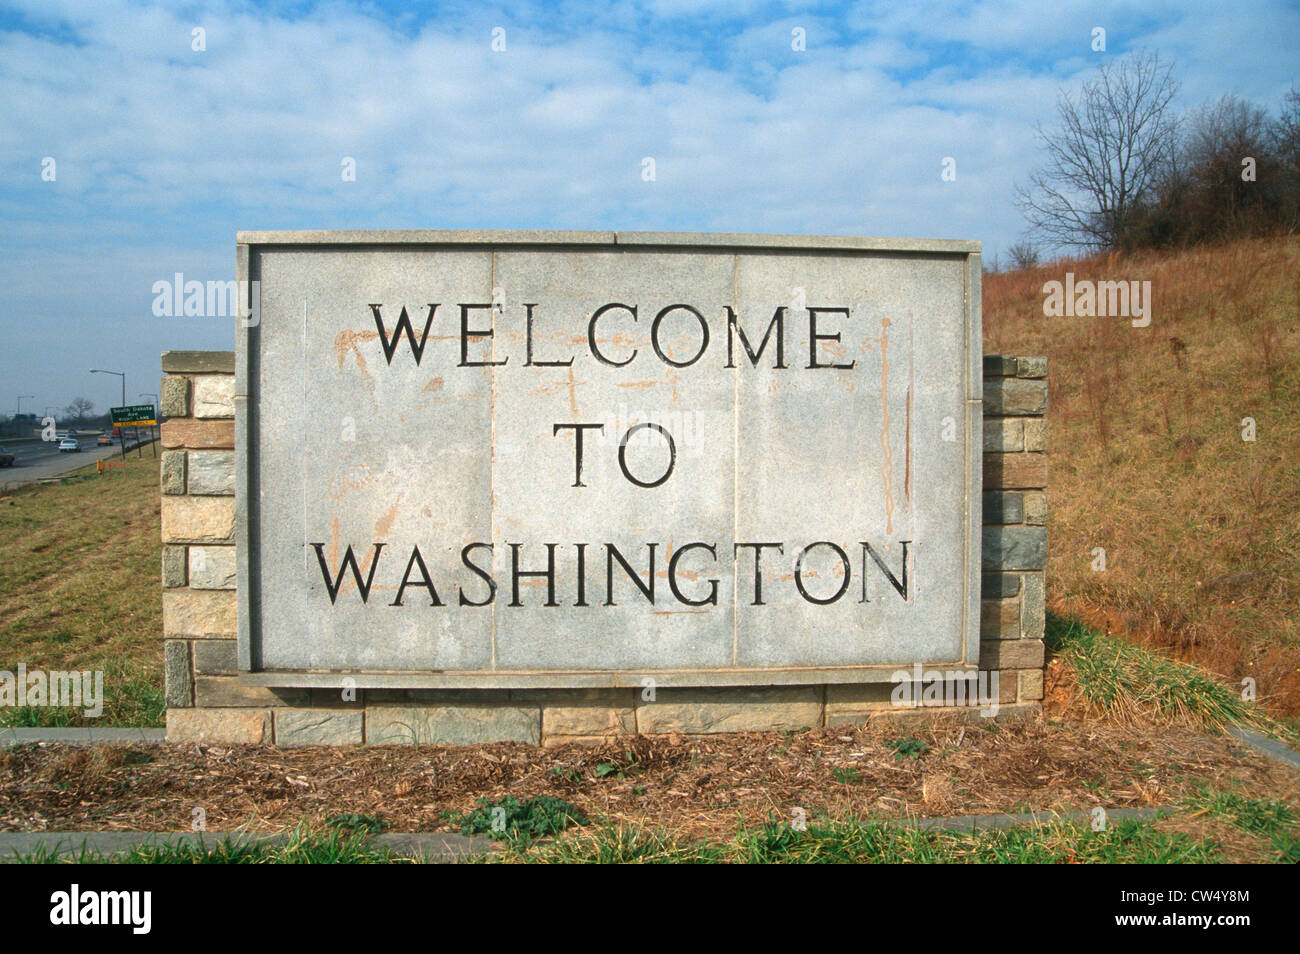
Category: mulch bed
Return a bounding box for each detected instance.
[1,715,1294,841]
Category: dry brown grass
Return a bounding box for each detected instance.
[985,236,1300,716]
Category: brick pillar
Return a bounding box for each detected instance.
[980,355,1048,704]
[160,350,276,743]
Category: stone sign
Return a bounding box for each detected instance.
[235,231,982,689]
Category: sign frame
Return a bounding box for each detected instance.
[235,231,983,689]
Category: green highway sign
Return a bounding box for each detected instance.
[110,404,157,427]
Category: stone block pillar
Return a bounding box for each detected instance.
[979,354,1049,704]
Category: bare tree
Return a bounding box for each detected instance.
[1134,90,1297,247]
[1007,240,1040,270]
[1272,85,1300,231]
[1181,94,1278,239]
[64,397,94,422]
[1275,86,1300,163]
[1017,51,1180,251]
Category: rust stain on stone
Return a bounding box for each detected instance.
[423,377,444,392]
[324,513,385,598]
[527,373,584,410]
[327,469,384,502]
[905,313,915,515]
[334,329,379,394]
[879,316,894,535]
[905,383,913,513]
[374,504,398,538]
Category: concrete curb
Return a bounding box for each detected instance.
[0,830,491,863]
[1228,726,1300,771]
[0,728,165,746]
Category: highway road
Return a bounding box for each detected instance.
[0,433,157,486]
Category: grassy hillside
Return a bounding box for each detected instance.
[0,460,162,726]
[985,236,1300,717]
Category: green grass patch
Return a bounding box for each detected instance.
[512,815,1225,864]
[593,749,643,780]
[7,810,1285,864]
[10,826,412,865]
[1189,788,1295,836]
[1046,612,1295,742]
[1186,786,1299,862]
[0,460,162,727]
[447,795,588,844]
[325,813,387,835]
[521,824,725,863]
[885,737,928,760]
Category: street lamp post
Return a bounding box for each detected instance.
[91,369,127,462]
[89,369,126,408]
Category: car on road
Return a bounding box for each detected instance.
[0,446,13,467]
[58,438,80,453]
[97,435,113,446]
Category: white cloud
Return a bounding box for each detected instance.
[1,0,1296,401]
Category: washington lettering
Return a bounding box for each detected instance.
[308,540,912,608]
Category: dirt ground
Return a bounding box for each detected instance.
[1,712,1294,843]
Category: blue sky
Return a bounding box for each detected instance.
[1,0,1296,413]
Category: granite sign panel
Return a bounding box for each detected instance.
[236,231,982,688]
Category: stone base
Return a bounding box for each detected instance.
[164,686,1043,746]
[166,707,270,744]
